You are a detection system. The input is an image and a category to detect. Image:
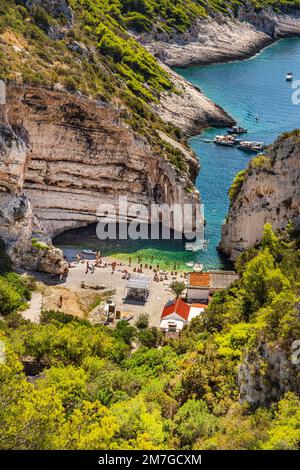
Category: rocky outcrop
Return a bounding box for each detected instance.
[219,133,300,260]
[3,84,200,239]
[136,8,300,68]
[25,0,73,25]
[0,122,68,274]
[239,340,300,407]
[24,0,74,39]
[237,6,300,39]
[153,65,235,135]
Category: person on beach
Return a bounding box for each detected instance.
[128,257,132,267]
[76,254,81,264]
[95,252,101,266]
[111,261,116,274]
[58,295,63,309]
[85,261,90,274]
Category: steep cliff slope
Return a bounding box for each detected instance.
[136,4,300,67]
[0,118,68,274]
[220,132,300,260]
[4,83,200,238]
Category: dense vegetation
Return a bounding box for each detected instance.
[2,1,300,174]
[0,224,299,450]
[1,2,300,449]
[101,0,300,34]
[0,0,189,173]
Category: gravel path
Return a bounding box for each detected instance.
[22,292,43,323]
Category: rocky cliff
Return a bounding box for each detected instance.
[239,340,300,407]
[0,118,68,274]
[153,65,235,135]
[0,0,237,274]
[5,83,201,236]
[137,7,300,67]
[220,132,300,260]
[0,82,204,272]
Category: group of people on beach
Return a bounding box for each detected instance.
[73,250,185,283]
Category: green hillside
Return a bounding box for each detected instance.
[0,224,300,449]
[0,0,190,173]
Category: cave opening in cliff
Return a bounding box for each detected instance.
[52,222,200,268]
[53,222,193,253]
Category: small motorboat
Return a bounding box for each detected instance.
[193,263,203,273]
[213,135,236,147]
[237,141,264,152]
[227,126,248,135]
[82,249,96,255]
[286,72,293,81]
[186,261,195,268]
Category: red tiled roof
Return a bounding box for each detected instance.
[189,272,211,287]
[161,298,190,321]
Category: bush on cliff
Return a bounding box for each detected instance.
[228,169,247,203]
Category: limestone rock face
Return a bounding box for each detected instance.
[0,124,29,193]
[136,8,300,68]
[238,341,300,407]
[0,83,203,273]
[136,15,272,68]
[3,84,199,239]
[0,108,68,274]
[219,133,300,260]
[153,65,235,135]
[0,191,68,275]
[237,5,300,39]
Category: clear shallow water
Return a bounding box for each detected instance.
[56,38,300,270]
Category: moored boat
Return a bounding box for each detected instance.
[227,125,248,134]
[286,72,293,81]
[193,263,203,273]
[213,135,236,146]
[82,249,96,255]
[186,261,195,268]
[237,141,264,152]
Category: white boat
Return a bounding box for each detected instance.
[227,126,248,135]
[193,263,203,273]
[286,72,293,81]
[237,141,264,152]
[214,135,236,146]
[82,249,96,255]
[186,261,195,268]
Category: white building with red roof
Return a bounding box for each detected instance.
[160,298,207,335]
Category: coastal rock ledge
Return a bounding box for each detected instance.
[137,7,300,68]
[219,132,300,260]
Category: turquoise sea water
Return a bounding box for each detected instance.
[55,38,300,270]
[175,37,300,268]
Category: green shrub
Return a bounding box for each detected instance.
[31,238,49,251]
[250,154,271,169]
[135,313,149,330]
[228,169,247,203]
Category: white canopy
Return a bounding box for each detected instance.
[125,275,151,291]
